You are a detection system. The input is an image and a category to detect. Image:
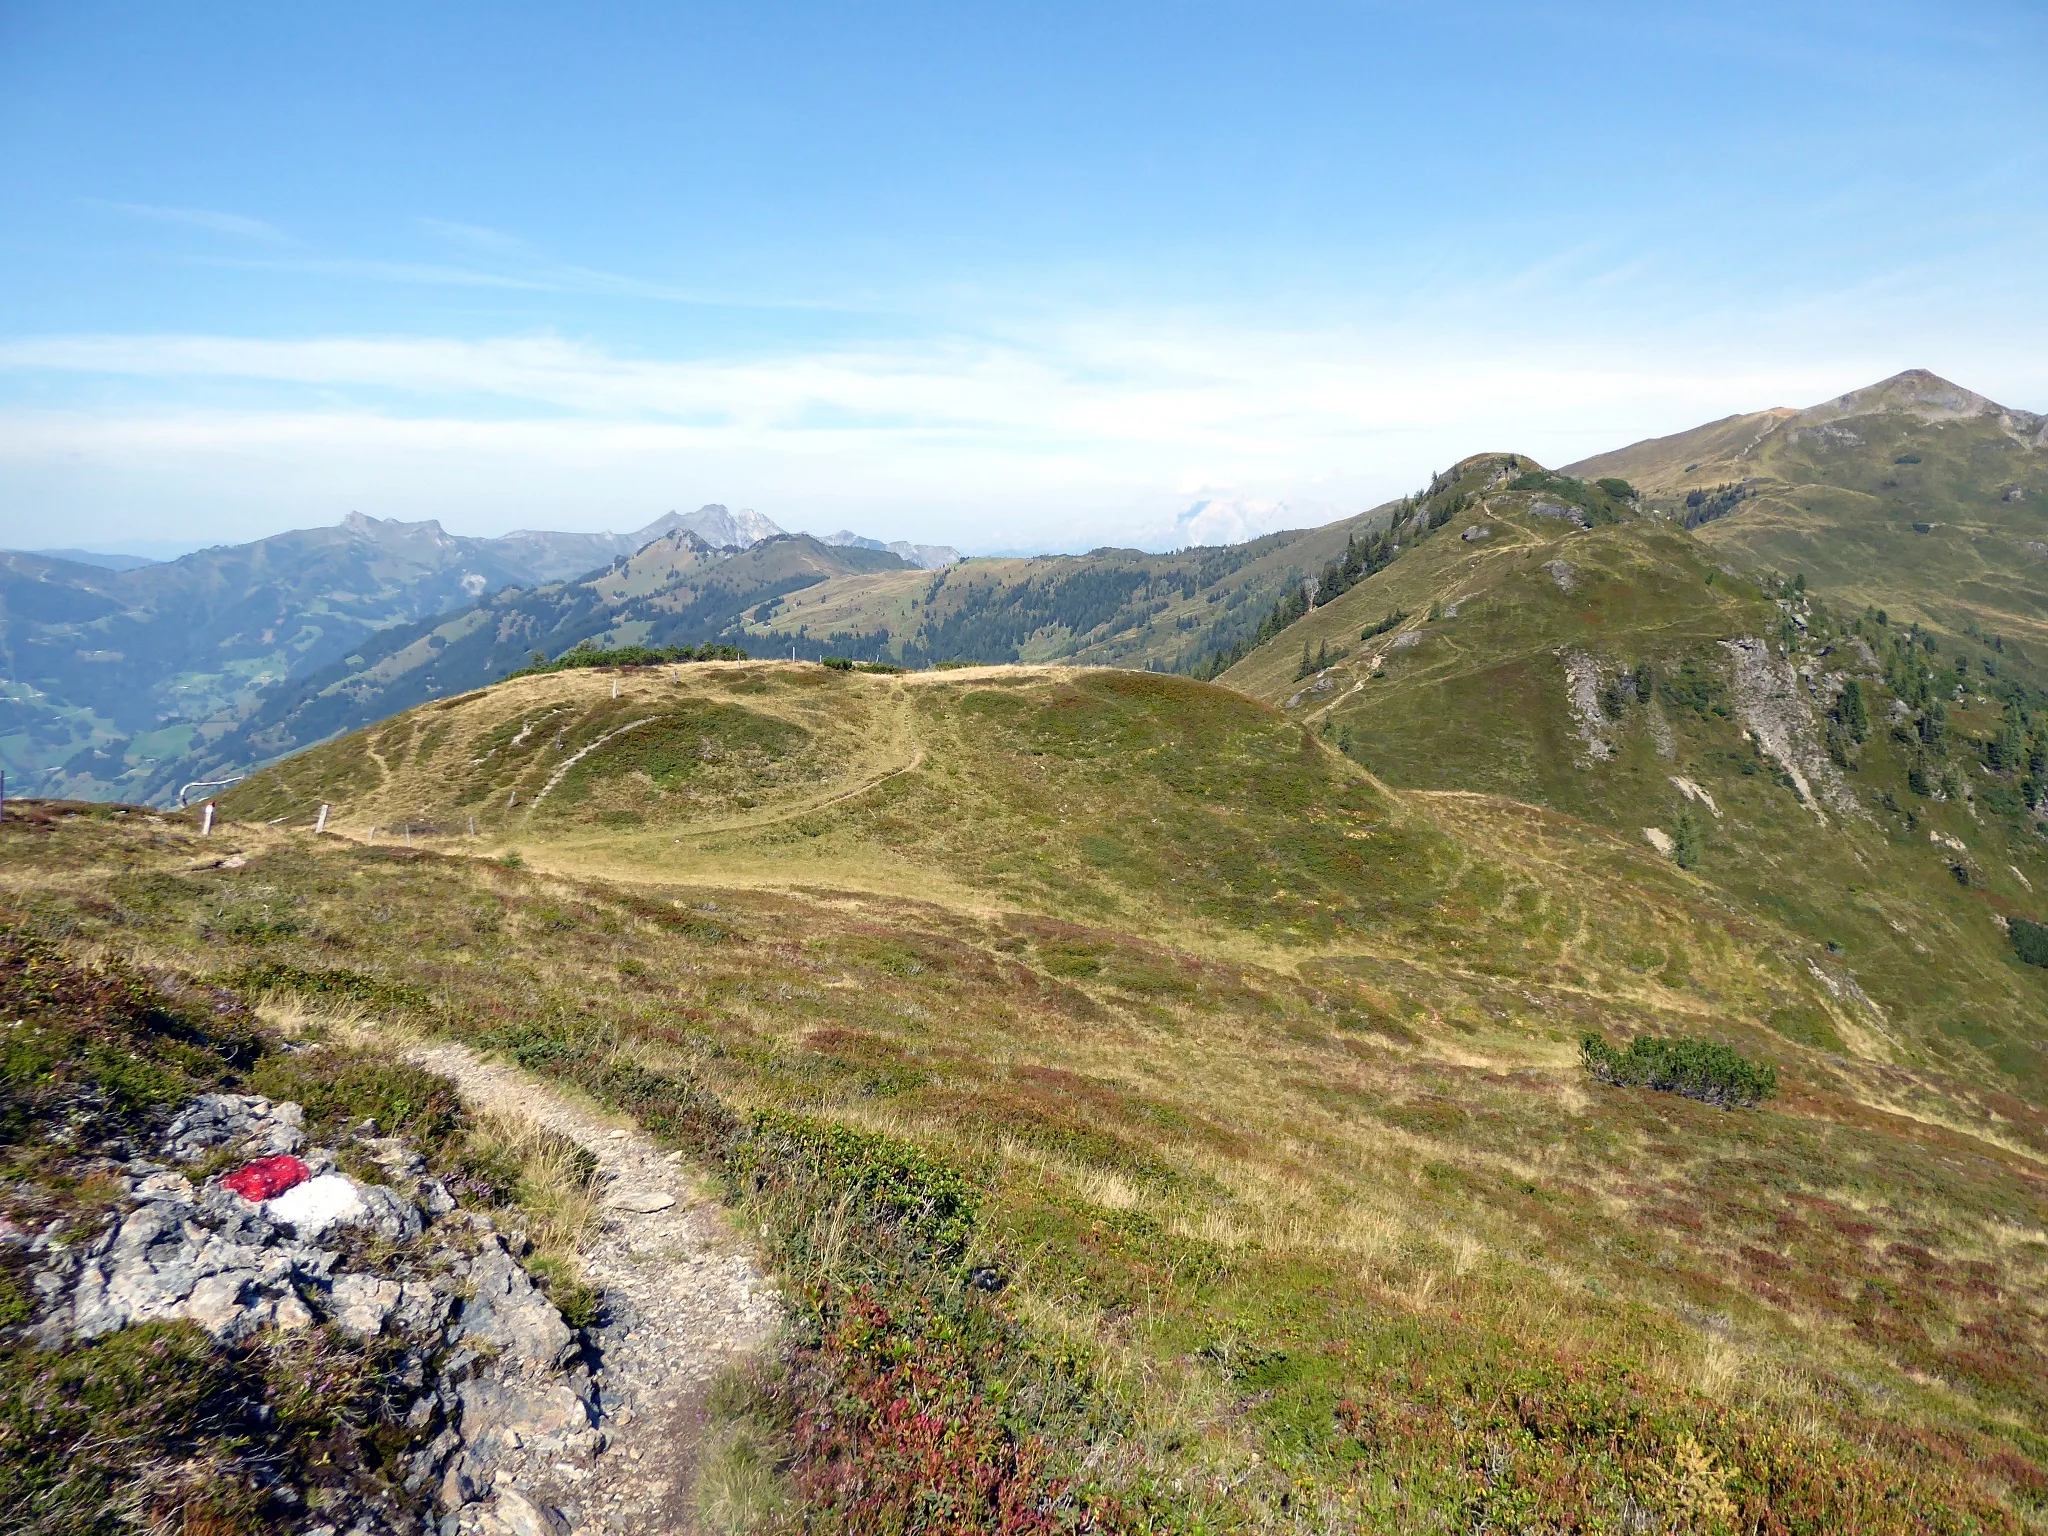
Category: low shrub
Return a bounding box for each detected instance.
[737,1110,980,1258]
[1580,1030,1777,1108]
[2012,917,2048,969]
[510,642,749,677]
[246,1049,463,1153]
[1,927,263,1150]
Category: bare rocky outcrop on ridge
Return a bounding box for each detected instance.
[1669,775,1721,817]
[1558,649,1614,762]
[1719,637,1860,823]
[1788,368,2048,447]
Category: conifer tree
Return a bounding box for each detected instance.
[1835,678,1868,740]
[1673,809,1703,870]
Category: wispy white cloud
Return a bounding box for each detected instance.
[196,255,567,292]
[4,225,2045,552]
[0,319,1902,550]
[184,218,770,306]
[84,199,292,245]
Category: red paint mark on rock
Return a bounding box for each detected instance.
[223,1154,311,1202]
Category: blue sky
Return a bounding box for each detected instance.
[2,1,2044,555]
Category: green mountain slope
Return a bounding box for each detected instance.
[1566,369,2048,683]
[731,508,1397,671]
[1223,451,2048,1099]
[7,656,2023,1527]
[0,507,748,805]
[136,531,913,806]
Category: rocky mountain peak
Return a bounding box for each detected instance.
[1792,368,2045,440]
[630,505,786,551]
[819,528,962,569]
[338,510,453,545]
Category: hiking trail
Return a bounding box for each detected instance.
[409,1042,780,1536]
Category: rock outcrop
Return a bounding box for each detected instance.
[11,1086,605,1536]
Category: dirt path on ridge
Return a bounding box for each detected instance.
[408,1041,781,1536]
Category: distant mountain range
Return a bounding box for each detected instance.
[4,368,2040,807]
[817,530,963,570]
[0,504,956,803]
[29,548,164,572]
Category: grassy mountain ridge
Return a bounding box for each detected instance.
[1565,368,2048,686]
[1223,451,2048,1101]
[11,653,2016,1525]
[731,508,1402,672]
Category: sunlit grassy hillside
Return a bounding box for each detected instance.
[729,508,1396,671]
[53,654,2021,1526]
[1566,369,2048,683]
[1225,466,2048,1103]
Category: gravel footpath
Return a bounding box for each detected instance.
[408,1043,780,1536]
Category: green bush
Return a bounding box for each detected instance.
[1658,658,1721,717]
[2011,917,2048,969]
[1580,1030,1776,1108]
[1508,469,1630,524]
[246,1049,463,1153]
[510,642,748,677]
[737,1110,979,1257]
[1671,809,1703,871]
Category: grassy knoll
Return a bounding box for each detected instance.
[2,661,2039,1527]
